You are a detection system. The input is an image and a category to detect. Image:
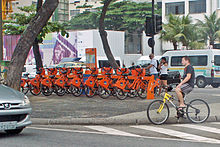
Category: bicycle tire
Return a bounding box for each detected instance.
[137,88,147,99]
[71,85,83,97]
[116,88,128,100]
[29,84,41,96]
[147,100,170,125]
[21,85,29,95]
[41,85,53,96]
[55,85,65,96]
[186,99,210,123]
[99,87,110,99]
[84,85,96,98]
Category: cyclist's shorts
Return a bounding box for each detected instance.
[180,83,193,94]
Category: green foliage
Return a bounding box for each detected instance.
[67,1,161,33]
[161,14,204,49]
[196,11,220,45]
[3,4,68,43]
[76,3,93,9]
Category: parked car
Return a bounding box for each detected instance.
[0,84,32,134]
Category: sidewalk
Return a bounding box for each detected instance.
[29,91,220,125]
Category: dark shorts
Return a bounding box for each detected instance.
[160,74,168,80]
[180,83,193,94]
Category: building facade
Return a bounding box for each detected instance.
[161,0,220,50]
[11,0,69,23]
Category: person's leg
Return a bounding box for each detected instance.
[175,87,185,107]
[164,80,168,92]
[158,80,162,95]
[153,74,159,94]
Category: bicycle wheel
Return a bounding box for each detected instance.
[55,85,65,96]
[116,88,128,100]
[84,85,96,98]
[99,87,110,99]
[186,99,210,123]
[137,88,147,99]
[147,100,170,125]
[71,85,83,97]
[128,90,137,98]
[29,84,41,96]
[41,85,53,96]
[21,84,29,95]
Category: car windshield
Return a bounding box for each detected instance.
[214,55,220,66]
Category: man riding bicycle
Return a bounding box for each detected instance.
[175,56,195,109]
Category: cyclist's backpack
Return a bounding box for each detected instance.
[153,60,160,72]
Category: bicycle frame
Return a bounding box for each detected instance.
[157,93,177,113]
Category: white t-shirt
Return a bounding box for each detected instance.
[160,64,168,75]
[150,59,158,74]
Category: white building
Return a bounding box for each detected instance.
[161,0,220,50]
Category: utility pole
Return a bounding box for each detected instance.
[151,0,155,54]
[0,0,3,61]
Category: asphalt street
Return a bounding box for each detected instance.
[29,87,220,119]
[1,122,220,147]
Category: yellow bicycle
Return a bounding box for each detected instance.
[147,92,210,125]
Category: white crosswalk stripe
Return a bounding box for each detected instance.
[210,122,220,125]
[131,125,220,144]
[84,126,140,137]
[173,124,220,134]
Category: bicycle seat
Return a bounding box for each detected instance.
[77,72,83,74]
[105,73,112,75]
[49,75,55,78]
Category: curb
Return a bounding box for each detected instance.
[31,115,220,125]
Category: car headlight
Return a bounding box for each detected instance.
[20,95,30,107]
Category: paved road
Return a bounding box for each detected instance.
[29,87,220,119]
[1,122,220,147]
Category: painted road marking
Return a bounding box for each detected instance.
[28,126,220,144]
[131,125,220,144]
[173,124,220,134]
[84,126,140,137]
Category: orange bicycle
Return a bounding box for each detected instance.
[114,68,130,100]
[70,67,84,97]
[29,67,45,96]
[84,67,99,98]
[20,73,31,95]
[98,67,117,99]
[54,68,72,96]
[41,67,58,96]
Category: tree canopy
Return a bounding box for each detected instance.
[67,1,161,33]
[3,4,68,43]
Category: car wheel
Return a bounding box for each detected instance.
[211,83,219,88]
[196,77,207,88]
[5,128,24,135]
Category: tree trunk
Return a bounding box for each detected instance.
[33,40,43,69]
[6,0,59,90]
[33,0,43,70]
[99,0,119,69]
[173,42,178,50]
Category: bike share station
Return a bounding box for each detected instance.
[20,47,161,100]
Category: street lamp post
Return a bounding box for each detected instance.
[0,0,3,61]
[151,0,155,54]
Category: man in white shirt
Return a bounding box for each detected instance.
[146,54,159,94]
[146,54,159,79]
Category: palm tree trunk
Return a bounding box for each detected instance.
[6,0,59,90]
[99,0,119,69]
[173,42,178,50]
